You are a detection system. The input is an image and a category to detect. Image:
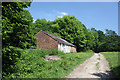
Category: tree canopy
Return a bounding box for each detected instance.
[2,2,36,77]
[2,2,36,49]
[2,2,120,78]
[33,15,120,52]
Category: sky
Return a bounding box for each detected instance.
[26,2,118,34]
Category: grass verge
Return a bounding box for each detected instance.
[4,49,94,78]
[101,52,120,78]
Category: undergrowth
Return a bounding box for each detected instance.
[3,49,94,78]
[101,52,120,78]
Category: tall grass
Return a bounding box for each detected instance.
[101,52,120,78]
[5,49,94,78]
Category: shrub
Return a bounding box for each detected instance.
[2,46,23,77]
[4,49,94,78]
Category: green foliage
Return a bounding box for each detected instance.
[4,49,94,78]
[86,30,99,52]
[33,19,48,34]
[97,30,120,52]
[32,19,61,38]
[33,15,120,52]
[2,2,120,78]
[101,52,120,78]
[87,29,120,52]
[33,15,88,51]
[2,2,36,77]
[2,2,36,49]
[105,29,117,36]
[2,46,22,77]
[53,15,88,51]
[97,30,105,42]
[101,36,120,52]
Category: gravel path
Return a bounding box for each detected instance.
[66,53,114,78]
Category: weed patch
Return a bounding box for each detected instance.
[4,49,94,78]
[101,52,120,78]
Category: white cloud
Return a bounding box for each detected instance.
[56,11,68,18]
[33,19,36,23]
[60,12,68,15]
[57,16,63,18]
[55,11,68,15]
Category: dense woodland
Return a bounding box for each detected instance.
[33,17,120,52]
[2,2,120,77]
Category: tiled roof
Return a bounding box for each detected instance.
[40,30,76,47]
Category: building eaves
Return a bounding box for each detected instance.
[40,30,76,47]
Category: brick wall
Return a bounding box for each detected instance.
[34,31,58,49]
[71,47,77,52]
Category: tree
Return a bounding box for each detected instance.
[53,15,88,51]
[96,29,120,52]
[86,30,99,52]
[2,2,36,76]
[32,19,61,38]
[102,35,120,51]
[96,30,106,52]
[91,28,97,31]
[2,2,36,49]
[97,30,105,41]
[105,29,117,36]
[33,19,48,34]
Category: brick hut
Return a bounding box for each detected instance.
[34,30,76,53]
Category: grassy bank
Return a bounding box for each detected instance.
[5,49,94,78]
[101,52,120,78]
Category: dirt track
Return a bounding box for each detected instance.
[66,53,114,78]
